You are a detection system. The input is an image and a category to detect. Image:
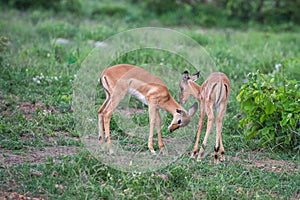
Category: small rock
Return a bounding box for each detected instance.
[54,38,71,45]
[30,168,43,177]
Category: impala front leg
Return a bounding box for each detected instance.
[148,105,156,155]
[197,103,214,162]
[156,111,166,155]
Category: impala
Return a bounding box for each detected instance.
[179,71,230,163]
[98,64,198,155]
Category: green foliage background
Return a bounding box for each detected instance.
[0,0,299,199]
[237,68,300,150]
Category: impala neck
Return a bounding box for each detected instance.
[161,94,185,115]
[189,80,202,98]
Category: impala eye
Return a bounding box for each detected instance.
[177,119,182,124]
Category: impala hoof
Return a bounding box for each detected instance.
[190,153,196,159]
[196,156,202,162]
[109,148,114,155]
[99,140,105,145]
[160,148,167,155]
[150,149,156,155]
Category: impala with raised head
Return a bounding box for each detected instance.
[179,71,230,163]
[98,64,198,155]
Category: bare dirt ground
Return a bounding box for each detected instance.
[0,146,81,200]
[1,146,298,173]
[0,146,80,166]
[228,155,298,173]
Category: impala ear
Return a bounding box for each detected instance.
[188,102,198,117]
[182,70,189,80]
[190,71,201,82]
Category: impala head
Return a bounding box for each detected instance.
[179,70,201,104]
[168,102,198,132]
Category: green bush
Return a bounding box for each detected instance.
[237,69,300,150]
[222,0,300,25]
[137,0,180,15]
[36,20,77,38]
[0,0,60,10]
[0,36,10,67]
[0,0,81,13]
[91,4,128,17]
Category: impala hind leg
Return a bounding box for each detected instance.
[191,103,205,158]
[216,102,227,162]
[197,102,214,162]
[214,131,220,164]
[100,88,127,154]
[98,112,105,144]
[98,92,110,144]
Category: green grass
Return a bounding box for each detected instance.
[0,2,299,200]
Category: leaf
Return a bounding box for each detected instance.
[259,114,265,123]
[253,83,257,88]
[284,133,292,145]
[265,102,275,114]
[236,90,244,102]
[289,117,296,126]
[253,90,259,95]
[254,96,260,104]
[280,114,289,126]
[245,130,257,140]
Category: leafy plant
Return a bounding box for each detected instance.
[0,36,10,67]
[237,68,300,150]
[0,0,82,13]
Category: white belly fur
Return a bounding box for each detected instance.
[128,87,148,105]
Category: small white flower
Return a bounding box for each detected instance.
[36,80,41,84]
[42,110,50,115]
[275,63,282,71]
[46,76,51,82]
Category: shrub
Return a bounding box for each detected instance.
[237,68,300,150]
[0,0,81,13]
[36,20,77,38]
[91,5,128,17]
[135,0,180,15]
[0,36,10,67]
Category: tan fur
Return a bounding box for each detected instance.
[98,64,198,155]
[179,71,230,163]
